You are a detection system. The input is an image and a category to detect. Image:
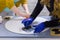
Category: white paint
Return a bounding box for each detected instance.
[13,16,26,20]
[42,28,49,32]
[0,16,3,23]
[5,17,49,34]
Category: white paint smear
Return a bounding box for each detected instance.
[5,17,49,34]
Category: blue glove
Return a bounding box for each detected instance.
[34,22,46,33]
[22,18,34,28]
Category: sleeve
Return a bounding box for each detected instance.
[0,0,6,12]
[20,0,27,4]
[15,0,21,7]
[30,0,44,20]
[15,0,27,7]
[6,0,14,9]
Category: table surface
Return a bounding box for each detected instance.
[0,16,60,38]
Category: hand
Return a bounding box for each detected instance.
[25,14,30,18]
[22,18,34,27]
[34,22,46,33]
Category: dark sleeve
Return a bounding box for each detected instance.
[44,18,60,27]
[47,0,54,12]
[30,0,44,20]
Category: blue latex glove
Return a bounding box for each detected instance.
[34,22,46,33]
[22,18,34,28]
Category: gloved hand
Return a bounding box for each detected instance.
[22,18,34,28]
[34,22,46,33]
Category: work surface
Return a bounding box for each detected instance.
[0,16,60,38]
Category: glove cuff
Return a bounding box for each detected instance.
[28,17,34,21]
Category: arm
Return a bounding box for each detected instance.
[10,6,30,18]
[14,0,30,18]
[21,0,30,15]
[22,4,30,14]
[15,0,30,14]
[7,0,30,18]
[46,0,54,13]
[30,0,44,20]
[34,18,60,33]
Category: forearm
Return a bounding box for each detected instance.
[22,4,30,14]
[30,0,44,20]
[47,0,54,12]
[45,18,60,27]
[10,6,30,18]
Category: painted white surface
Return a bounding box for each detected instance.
[0,16,3,23]
[5,17,49,34]
[0,38,60,40]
